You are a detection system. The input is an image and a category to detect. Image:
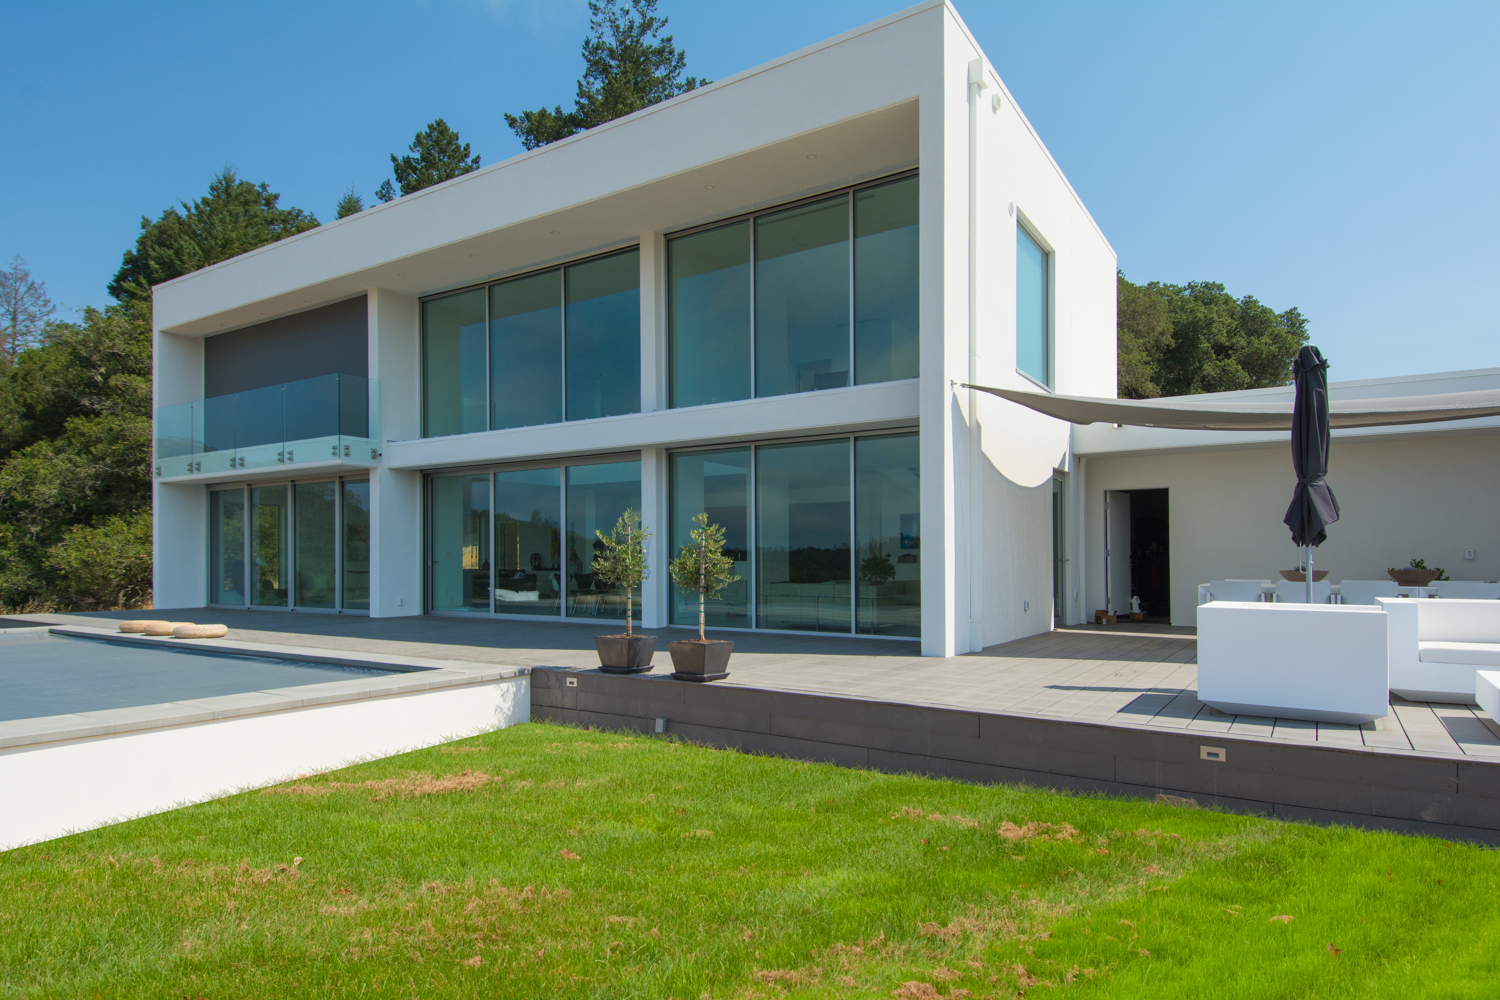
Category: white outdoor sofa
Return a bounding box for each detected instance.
[1378,597,1500,703]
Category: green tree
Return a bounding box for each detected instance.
[0,255,55,366]
[109,168,319,305]
[591,508,651,636]
[335,186,365,219]
[1116,272,1307,398]
[376,119,481,201]
[668,512,739,642]
[506,0,708,150]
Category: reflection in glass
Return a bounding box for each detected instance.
[566,461,643,621]
[1016,226,1049,386]
[669,221,750,407]
[492,468,561,616]
[491,272,562,430]
[424,289,488,437]
[670,449,751,628]
[430,475,491,612]
[756,439,851,632]
[566,252,640,421]
[342,480,370,611]
[209,488,245,606]
[250,485,289,607]
[855,434,920,636]
[294,481,337,609]
[755,197,850,398]
[855,177,919,384]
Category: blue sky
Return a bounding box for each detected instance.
[3,1,1496,382]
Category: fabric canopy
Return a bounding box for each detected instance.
[960,383,1500,431]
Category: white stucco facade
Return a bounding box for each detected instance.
[150,1,1118,656]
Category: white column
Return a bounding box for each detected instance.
[639,232,667,413]
[152,329,207,610]
[367,288,423,618]
[640,447,670,628]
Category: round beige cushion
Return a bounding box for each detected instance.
[120,620,169,634]
[143,621,194,636]
[172,624,228,639]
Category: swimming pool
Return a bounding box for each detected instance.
[0,632,407,722]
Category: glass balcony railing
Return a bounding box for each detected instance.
[155,374,380,479]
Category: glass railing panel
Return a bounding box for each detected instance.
[154,400,197,460]
[202,394,237,456]
[338,374,369,440]
[286,374,340,443]
[235,384,285,450]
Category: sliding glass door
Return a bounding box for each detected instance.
[209,487,246,606]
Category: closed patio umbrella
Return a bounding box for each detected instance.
[1283,345,1340,602]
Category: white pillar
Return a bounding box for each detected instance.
[367,288,423,618]
[640,447,669,628]
[639,232,668,413]
[152,328,206,610]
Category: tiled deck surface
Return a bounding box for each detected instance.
[10,609,1500,760]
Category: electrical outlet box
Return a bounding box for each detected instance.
[1465,548,1477,560]
[1200,746,1227,762]
[655,717,668,734]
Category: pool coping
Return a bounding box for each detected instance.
[0,626,529,751]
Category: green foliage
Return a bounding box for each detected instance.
[1117,271,1308,398]
[109,168,319,305]
[334,186,365,219]
[0,255,56,365]
[669,512,739,641]
[859,551,896,586]
[46,510,154,611]
[506,0,708,150]
[380,119,480,199]
[4,720,1499,996]
[591,508,651,635]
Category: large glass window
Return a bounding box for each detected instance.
[566,251,640,421]
[490,272,562,430]
[756,439,852,633]
[430,475,491,613]
[342,480,370,611]
[854,434,920,636]
[1016,225,1050,387]
[423,289,487,437]
[670,449,751,628]
[250,485,290,607]
[209,487,245,607]
[294,481,337,609]
[566,461,643,620]
[492,468,562,616]
[854,176,920,384]
[755,197,850,397]
[668,222,751,408]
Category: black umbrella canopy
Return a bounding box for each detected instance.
[1283,345,1341,547]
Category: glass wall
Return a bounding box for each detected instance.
[1016,225,1050,387]
[668,174,917,408]
[566,462,644,620]
[294,481,337,609]
[430,474,491,613]
[756,439,852,633]
[490,272,562,430]
[493,468,562,616]
[250,485,290,607]
[342,480,370,611]
[854,434,920,636]
[854,176,920,384]
[566,251,640,421]
[670,449,751,628]
[423,250,641,438]
[423,289,488,437]
[668,222,751,408]
[209,488,245,606]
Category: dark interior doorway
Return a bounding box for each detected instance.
[1125,488,1170,621]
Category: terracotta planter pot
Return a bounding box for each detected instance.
[1279,570,1329,582]
[594,634,658,674]
[667,639,733,682]
[1388,569,1441,587]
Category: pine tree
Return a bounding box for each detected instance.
[379,119,481,199]
[335,186,365,219]
[506,0,708,150]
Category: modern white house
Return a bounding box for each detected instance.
[149,0,1117,658]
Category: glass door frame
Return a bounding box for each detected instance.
[423,452,643,623]
[206,474,369,615]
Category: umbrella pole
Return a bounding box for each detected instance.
[1305,545,1313,604]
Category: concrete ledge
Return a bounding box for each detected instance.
[532,667,1500,844]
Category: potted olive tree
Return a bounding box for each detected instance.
[667,512,740,682]
[590,509,656,674]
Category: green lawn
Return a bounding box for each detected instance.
[2,721,1496,999]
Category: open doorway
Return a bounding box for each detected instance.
[1104,488,1170,622]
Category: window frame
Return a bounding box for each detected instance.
[1014,211,1055,391]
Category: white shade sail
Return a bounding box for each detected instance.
[961,383,1500,431]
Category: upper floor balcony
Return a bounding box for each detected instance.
[155,373,380,484]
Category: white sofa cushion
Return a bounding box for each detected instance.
[1419,641,1500,666]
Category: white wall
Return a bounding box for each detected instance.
[1084,429,1500,625]
[367,288,422,617]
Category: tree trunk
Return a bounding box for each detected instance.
[698,538,706,642]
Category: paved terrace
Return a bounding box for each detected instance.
[8,609,1499,761]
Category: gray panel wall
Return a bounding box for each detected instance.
[204,296,368,397]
